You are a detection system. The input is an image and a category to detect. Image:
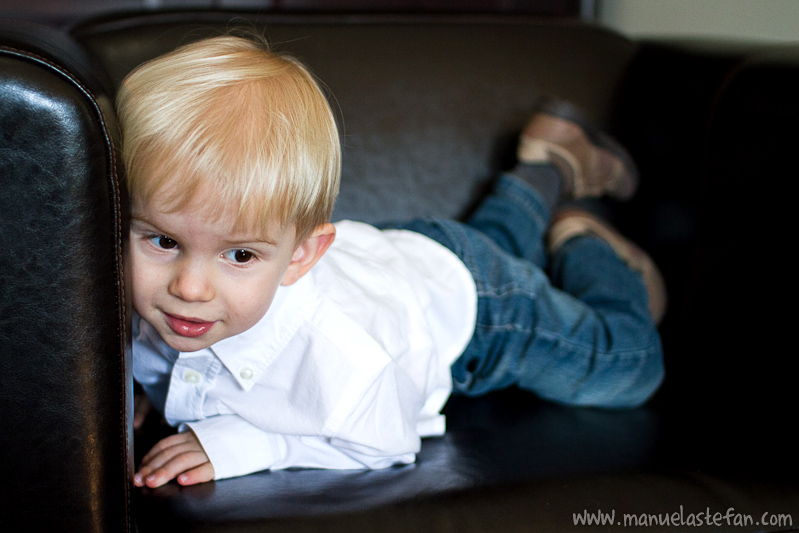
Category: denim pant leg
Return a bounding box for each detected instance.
[464,172,552,269]
[384,175,664,408]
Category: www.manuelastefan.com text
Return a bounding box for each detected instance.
[573,506,793,528]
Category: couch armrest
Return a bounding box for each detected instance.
[683,44,799,411]
[614,38,799,466]
[0,21,132,533]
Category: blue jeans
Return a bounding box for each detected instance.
[385,173,663,408]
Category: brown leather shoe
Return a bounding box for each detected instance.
[518,98,638,200]
[548,208,667,325]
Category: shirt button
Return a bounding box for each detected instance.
[183,370,202,384]
[239,367,254,380]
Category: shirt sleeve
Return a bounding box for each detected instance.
[185,362,423,479]
[183,416,285,479]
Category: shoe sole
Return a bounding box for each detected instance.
[549,208,667,325]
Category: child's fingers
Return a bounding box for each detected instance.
[140,431,195,465]
[176,462,215,486]
[139,450,210,488]
[134,431,212,488]
[137,440,195,481]
[134,450,177,487]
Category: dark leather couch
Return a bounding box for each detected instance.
[2,10,797,533]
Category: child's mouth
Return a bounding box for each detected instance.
[164,313,216,338]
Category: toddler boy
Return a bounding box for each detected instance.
[121,35,664,489]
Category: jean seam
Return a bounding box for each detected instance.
[476,284,536,298]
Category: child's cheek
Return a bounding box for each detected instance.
[124,249,144,313]
[127,253,158,313]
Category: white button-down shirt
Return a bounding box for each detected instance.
[133,220,477,479]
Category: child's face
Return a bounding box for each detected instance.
[128,195,301,353]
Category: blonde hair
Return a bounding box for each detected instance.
[116,34,341,242]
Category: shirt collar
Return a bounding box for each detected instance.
[207,273,316,391]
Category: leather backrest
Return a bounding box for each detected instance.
[0,21,131,533]
[73,13,637,225]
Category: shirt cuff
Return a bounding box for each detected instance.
[183,415,286,480]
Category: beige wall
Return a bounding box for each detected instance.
[598,0,799,43]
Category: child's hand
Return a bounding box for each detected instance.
[133,393,153,430]
[134,431,214,488]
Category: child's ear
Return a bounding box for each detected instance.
[281,223,336,286]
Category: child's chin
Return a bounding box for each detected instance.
[163,331,216,353]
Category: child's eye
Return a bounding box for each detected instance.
[224,249,255,264]
[150,235,178,249]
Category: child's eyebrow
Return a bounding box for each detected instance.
[129,215,159,229]
[225,236,278,247]
[131,215,278,246]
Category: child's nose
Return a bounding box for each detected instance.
[168,260,215,303]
